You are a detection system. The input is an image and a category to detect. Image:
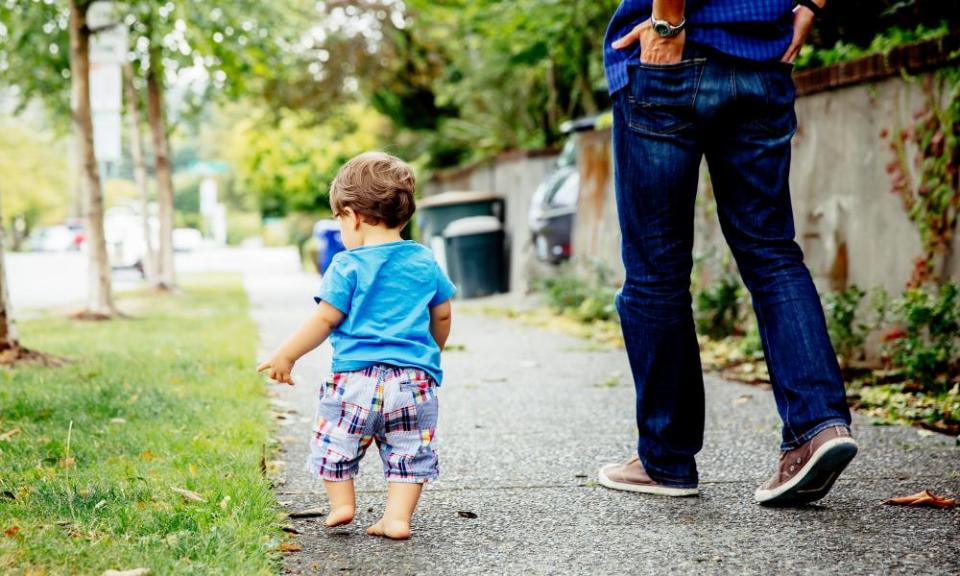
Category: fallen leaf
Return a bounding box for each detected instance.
[103,569,150,576]
[188,463,198,476]
[883,490,957,509]
[109,417,127,425]
[60,456,76,468]
[279,543,302,552]
[4,526,20,537]
[140,451,159,461]
[94,500,107,511]
[170,486,206,503]
[288,507,325,519]
[0,428,21,442]
[457,511,478,519]
[732,394,753,406]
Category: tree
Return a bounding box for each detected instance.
[123,61,155,283]
[1,0,115,317]
[144,43,175,289]
[0,188,20,357]
[70,0,115,316]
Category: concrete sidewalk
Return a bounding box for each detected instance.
[246,262,959,576]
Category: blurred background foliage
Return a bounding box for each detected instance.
[1,0,958,228]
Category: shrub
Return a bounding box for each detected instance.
[695,275,745,339]
[884,282,960,393]
[823,285,869,367]
[535,270,618,324]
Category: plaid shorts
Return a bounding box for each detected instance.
[306,364,439,483]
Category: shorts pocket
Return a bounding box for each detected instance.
[336,402,369,435]
[626,59,705,136]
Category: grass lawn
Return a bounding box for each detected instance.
[0,274,281,575]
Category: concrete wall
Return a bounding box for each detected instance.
[571,68,960,294]
[423,151,559,293]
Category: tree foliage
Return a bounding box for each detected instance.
[207,102,386,217]
[0,120,71,239]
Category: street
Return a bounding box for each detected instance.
[6,246,306,314]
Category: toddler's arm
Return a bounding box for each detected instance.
[256,302,345,385]
[429,301,452,351]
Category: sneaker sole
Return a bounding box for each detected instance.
[754,437,858,507]
[598,465,699,497]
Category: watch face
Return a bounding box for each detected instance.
[653,21,671,36]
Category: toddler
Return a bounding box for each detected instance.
[257,151,455,540]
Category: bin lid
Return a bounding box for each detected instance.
[419,190,500,209]
[443,216,502,238]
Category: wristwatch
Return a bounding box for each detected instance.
[650,14,686,38]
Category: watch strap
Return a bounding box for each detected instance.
[650,15,686,37]
[796,0,822,17]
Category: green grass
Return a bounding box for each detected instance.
[0,274,281,575]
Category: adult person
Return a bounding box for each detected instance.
[596,0,858,506]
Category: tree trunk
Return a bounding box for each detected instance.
[70,0,115,316]
[145,45,175,290]
[0,189,20,352]
[123,62,156,283]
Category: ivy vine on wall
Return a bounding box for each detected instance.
[882,67,960,287]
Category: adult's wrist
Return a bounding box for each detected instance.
[795,0,825,17]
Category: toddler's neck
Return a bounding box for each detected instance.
[360,225,404,247]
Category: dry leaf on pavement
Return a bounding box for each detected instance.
[279,543,303,552]
[170,486,206,503]
[288,507,325,518]
[103,569,151,576]
[883,490,957,509]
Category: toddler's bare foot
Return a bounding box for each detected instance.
[324,505,355,527]
[366,517,412,540]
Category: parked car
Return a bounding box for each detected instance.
[28,225,76,252]
[528,116,596,264]
[173,228,204,252]
[105,207,156,273]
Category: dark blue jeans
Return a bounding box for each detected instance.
[613,46,851,488]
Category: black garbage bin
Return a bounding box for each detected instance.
[442,216,506,299]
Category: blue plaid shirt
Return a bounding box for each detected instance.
[604,0,795,93]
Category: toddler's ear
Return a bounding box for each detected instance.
[343,208,362,230]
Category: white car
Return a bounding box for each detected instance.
[29,225,76,252]
[173,228,204,252]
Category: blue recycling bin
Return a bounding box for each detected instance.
[314,219,345,274]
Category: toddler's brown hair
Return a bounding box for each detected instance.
[329,151,416,229]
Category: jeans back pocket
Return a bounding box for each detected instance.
[626,59,706,136]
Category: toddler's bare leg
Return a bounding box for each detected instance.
[367,482,422,539]
[323,479,356,527]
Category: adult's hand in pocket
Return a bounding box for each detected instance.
[612,18,685,65]
[780,4,818,63]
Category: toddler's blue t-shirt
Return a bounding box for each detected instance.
[314,240,456,385]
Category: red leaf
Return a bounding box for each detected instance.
[4,526,19,537]
[883,490,957,509]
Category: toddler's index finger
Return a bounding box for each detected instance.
[256,361,270,373]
